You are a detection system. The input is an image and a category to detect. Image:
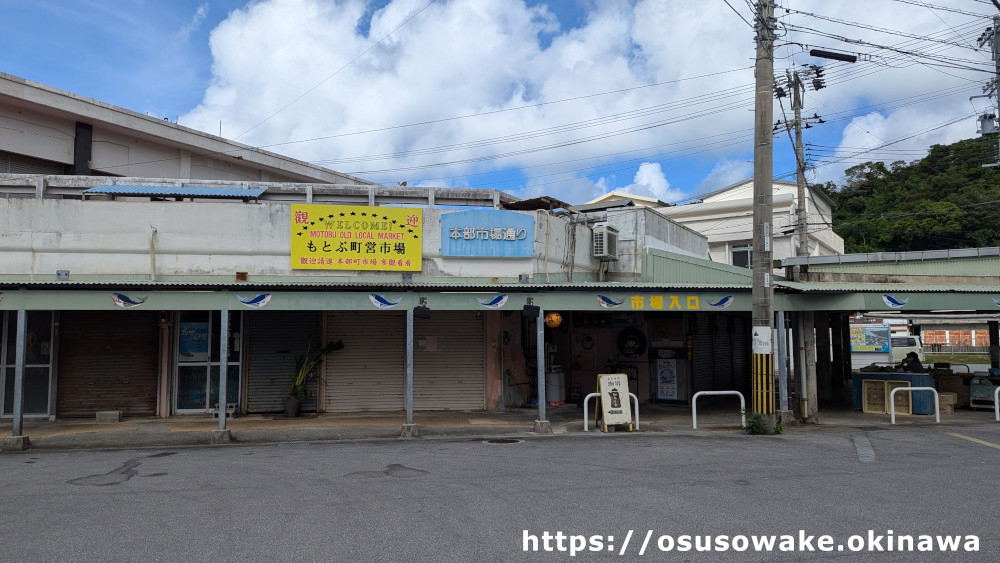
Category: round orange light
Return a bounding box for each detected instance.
[544,312,563,328]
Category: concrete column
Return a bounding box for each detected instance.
[776,311,789,412]
[405,308,414,425]
[401,308,418,438]
[803,311,819,421]
[533,308,551,433]
[12,310,26,437]
[218,310,229,431]
[816,314,831,402]
[484,311,503,411]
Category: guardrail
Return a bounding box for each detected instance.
[692,391,746,429]
[889,387,939,424]
[583,392,639,432]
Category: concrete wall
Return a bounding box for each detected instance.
[0,105,74,165]
[0,71,369,185]
[597,207,709,279]
[0,198,599,281]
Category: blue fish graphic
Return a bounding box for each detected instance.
[881,295,909,309]
[477,294,509,309]
[993,297,1000,308]
[112,292,147,308]
[369,294,402,309]
[597,295,624,309]
[237,294,272,308]
[708,296,734,309]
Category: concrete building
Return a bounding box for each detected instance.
[588,179,845,266]
[3,72,997,449]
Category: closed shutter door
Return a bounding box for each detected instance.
[692,314,714,392]
[1,150,67,174]
[323,311,405,412]
[731,315,749,393]
[414,311,485,410]
[246,311,321,413]
[714,315,733,389]
[57,311,159,417]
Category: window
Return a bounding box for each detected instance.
[732,243,752,269]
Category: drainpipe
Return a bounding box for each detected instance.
[149,227,157,281]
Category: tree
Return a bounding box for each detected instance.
[827,136,1000,252]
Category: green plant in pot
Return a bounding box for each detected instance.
[285,337,344,417]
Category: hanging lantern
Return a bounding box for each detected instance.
[544,312,563,328]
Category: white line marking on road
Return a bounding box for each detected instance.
[853,434,876,463]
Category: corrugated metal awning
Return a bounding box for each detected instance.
[776,281,1000,293]
[84,185,267,200]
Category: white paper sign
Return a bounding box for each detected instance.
[752,326,773,354]
[598,373,632,426]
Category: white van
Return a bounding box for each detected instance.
[891,335,925,363]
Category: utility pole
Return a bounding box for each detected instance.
[790,71,809,257]
[751,0,777,419]
[775,69,824,256]
[976,13,1000,166]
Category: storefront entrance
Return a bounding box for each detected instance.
[1,311,55,418]
[174,311,242,413]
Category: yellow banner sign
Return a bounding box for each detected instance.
[290,204,422,271]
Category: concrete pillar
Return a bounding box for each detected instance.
[484,311,503,411]
[218,309,228,431]
[802,311,819,421]
[11,310,27,437]
[815,314,831,403]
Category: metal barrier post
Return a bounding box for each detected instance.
[994,386,999,422]
[629,393,639,431]
[583,393,599,431]
[583,392,639,431]
[692,391,746,429]
[889,387,939,424]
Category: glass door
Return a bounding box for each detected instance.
[1,311,55,417]
[174,311,241,413]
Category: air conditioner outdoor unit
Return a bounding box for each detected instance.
[592,225,619,261]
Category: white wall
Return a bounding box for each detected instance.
[0,198,598,281]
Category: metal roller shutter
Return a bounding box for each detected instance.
[1,150,67,174]
[56,311,159,417]
[413,311,485,410]
[691,314,714,392]
[246,311,321,413]
[323,311,405,413]
[713,315,733,389]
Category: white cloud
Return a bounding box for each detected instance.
[621,162,685,203]
[694,159,752,196]
[178,3,210,41]
[177,0,986,196]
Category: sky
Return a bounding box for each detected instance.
[0,0,995,205]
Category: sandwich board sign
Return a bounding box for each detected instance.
[596,373,633,432]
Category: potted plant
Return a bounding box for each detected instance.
[285,337,344,417]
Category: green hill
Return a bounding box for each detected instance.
[824,135,1000,253]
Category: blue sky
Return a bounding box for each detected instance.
[0,0,991,205]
